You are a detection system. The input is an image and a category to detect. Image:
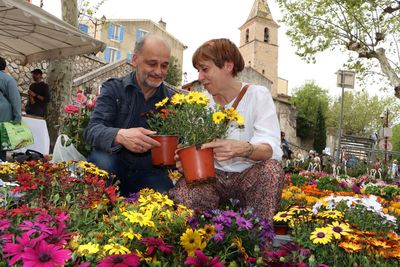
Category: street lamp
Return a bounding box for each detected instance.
[380,108,392,165]
[335,70,355,164]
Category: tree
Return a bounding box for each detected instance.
[290,81,330,138]
[276,0,400,97]
[165,56,182,86]
[392,124,400,154]
[314,103,326,153]
[326,91,400,136]
[46,0,78,146]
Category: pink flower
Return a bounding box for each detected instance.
[22,240,71,266]
[64,104,79,114]
[0,219,11,231]
[86,97,97,110]
[75,92,87,104]
[97,253,140,267]
[3,233,43,266]
[184,249,225,267]
[19,220,51,236]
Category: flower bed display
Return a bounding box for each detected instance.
[0,161,271,266]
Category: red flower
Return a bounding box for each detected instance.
[141,237,174,255]
[86,97,97,109]
[22,240,71,266]
[64,104,79,114]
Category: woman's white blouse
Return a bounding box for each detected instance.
[205,83,283,172]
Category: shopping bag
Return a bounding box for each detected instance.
[0,122,34,150]
[51,134,86,162]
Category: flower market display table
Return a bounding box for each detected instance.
[13,115,50,155]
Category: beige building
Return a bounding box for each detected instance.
[239,0,288,97]
[79,18,186,74]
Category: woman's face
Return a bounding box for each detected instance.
[196,59,231,95]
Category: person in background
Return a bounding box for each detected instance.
[169,38,284,227]
[0,56,21,161]
[321,149,331,171]
[25,68,50,118]
[281,131,292,160]
[84,34,174,197]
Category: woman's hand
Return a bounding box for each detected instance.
[201,139,252,161]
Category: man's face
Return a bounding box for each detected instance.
[132,39,170,91]
[32,73,41,82]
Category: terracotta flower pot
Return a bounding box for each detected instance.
[274,223,290,235]
[151,135,179,167]
[178,146,215,184]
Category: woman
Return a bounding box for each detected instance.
[169,38,284,224]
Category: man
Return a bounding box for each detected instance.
[25,68,50,117]
[84,34,174,196]
[280,131,292,159]
[0,57,21,161]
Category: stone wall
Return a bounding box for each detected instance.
[0,53,131,100]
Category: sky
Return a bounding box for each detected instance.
[32,0,382,97]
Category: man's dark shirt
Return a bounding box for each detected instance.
[84,72,173,169]
[26,81,50,117]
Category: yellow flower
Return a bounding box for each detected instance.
[317,210,344,220]
[180,228,206,256]
[225,107,238,120]
[121,229,142,240]
[212,111,226,124]
[201,224,217,241]
[273,211,294,222]
[171,93,185,105]
[168,169,182,182]
[233,114,244,125]
[310,227,333,245]
[77,242,100,256]
[233,237,249,261]
[327,221,352,239]
[339,241,362,253]
[155,97,169,108]
[103,243,130,255]
[122,211,155,227]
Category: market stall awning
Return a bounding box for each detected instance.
[0,0,106,64]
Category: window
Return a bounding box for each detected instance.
[108,23,125,42]
[262,69,265,74]
[136,28,148,44]
[264,27,269,43]
[245,29,249,43]
[104,47,120,63]
[79,23,89,33]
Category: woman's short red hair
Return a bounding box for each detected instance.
[192,38,245,77]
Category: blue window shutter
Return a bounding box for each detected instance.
[127,52,132,61]
[135,28,141,42]
[108,24,113,39]
[116,50,121,61]
[79,23,88,33]
[104,47,110,62]
[119,25,125,42]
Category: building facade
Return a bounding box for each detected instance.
[79,18,186,75]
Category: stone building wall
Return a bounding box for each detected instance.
[0,53,131,101]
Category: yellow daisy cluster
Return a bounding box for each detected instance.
[212,107,244,125]
[0,162,17,175]
[180,228,207,256]
[76,161,109,178]
[170,93,185,105]
[185,91,209,105]
[155,97,169,108]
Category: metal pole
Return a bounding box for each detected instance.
[336,70,345,164]
[384,109,389,165]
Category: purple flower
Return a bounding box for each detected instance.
[0,219,11,231]
[45,225,71,246]
[19,220,51,236]
[22,240,71,266]
[34,212,53,225]
[235,217,253,230]
[97,253,140,267]
[212,224,226,242]
[188,216,199,229]
[212,214,232,226]
[124,193,140,203]
[221,210,238,218]
[184,249,225,267]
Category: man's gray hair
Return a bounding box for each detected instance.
[134,34,170,53]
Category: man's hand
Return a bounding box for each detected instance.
[115,127,160,153]
[28,90,36,97]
